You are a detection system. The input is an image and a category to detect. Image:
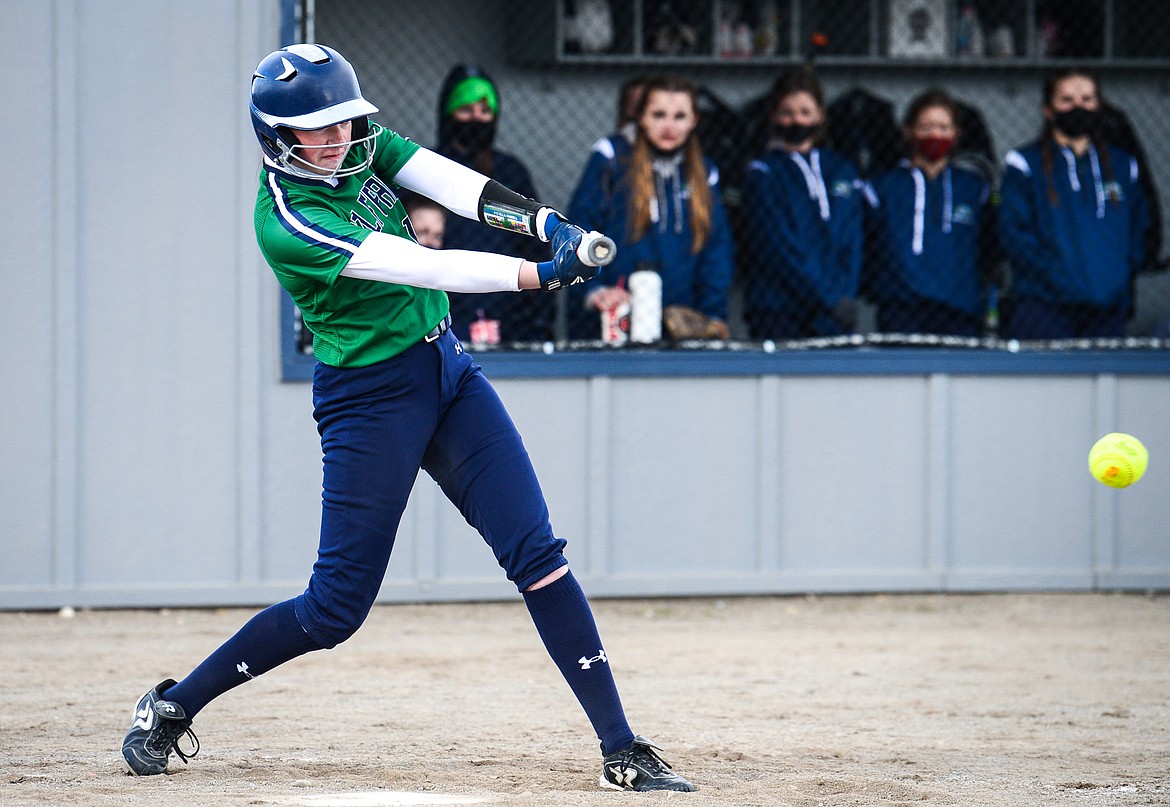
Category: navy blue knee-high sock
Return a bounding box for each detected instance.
[163,599,321,718]
[523,570,635,755]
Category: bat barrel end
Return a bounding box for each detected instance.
[582,234,617,267]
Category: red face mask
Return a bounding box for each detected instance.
[915,136,955,162]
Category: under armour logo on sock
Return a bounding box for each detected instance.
[578,649,608,670]
[237,661,254,679]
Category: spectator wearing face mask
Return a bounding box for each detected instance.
[740,68,865,340]
[436,64,555,344]
[863,88,994,337]
[998,69,1148,339]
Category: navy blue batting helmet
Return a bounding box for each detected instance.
[250,44,381,178]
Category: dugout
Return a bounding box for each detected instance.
[2,0,1168,611]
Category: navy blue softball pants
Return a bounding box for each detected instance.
[295,328,568,649]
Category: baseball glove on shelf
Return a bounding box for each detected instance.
[662,305,731,341]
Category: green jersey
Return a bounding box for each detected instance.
[254,128,448,367]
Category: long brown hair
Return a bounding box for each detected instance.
[1038,68,1119,207]
[626,74,712,253]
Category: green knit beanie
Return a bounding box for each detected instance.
[444,75,499,116]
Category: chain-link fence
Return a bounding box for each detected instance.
[297,0,1170,354]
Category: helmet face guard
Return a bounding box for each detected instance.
[275,120,385,180]
[250,44,381,179]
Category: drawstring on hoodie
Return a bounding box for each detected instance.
[1060,144,1106,219]
[910,164,953,255]
[790,150,830,221]
[650,153,686,234]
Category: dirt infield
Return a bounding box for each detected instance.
[1,593,1167,806]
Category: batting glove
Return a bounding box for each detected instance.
[536,214,599,292]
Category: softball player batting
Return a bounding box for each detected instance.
[120,43,695,793]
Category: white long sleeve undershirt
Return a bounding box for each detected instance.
[393,146,486,219]
[341,234,521,292]
[338,146,524,292]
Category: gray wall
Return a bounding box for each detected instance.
[2,0,1167,611]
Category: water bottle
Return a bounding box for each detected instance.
[628,270,663,343]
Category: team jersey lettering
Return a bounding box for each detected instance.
[355,176,400,232]
[351,210,378,231]
[401,214,419,244]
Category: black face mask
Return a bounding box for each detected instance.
[447,118,496,153]
[774,122,820,146]
[1053,107,1100,139]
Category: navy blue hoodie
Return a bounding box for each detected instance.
[567,135,735,339]
[866,161,990,320]
[741,147,863,337]
[999,139,1147,308]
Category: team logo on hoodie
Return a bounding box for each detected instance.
[952,203,976,226]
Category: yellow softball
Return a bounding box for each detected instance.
[1088,433,1148,488]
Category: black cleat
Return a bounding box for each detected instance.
[121,679,200,776]
[600,735,697,792]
